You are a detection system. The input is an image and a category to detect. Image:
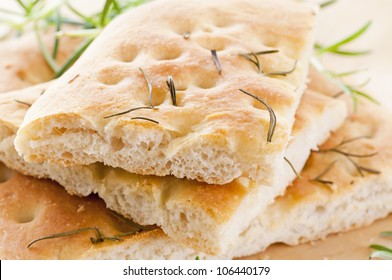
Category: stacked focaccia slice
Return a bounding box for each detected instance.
[0,81,347,255]
[10,0,327,255]
[1,99,391,259]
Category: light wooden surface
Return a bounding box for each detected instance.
[247,0,392,259]
[0,0,391,259]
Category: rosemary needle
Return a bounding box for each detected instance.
[284,157,302,179]
[166,75,177,106]
[264,60,297,77]
[14,99,32,106]
[310,160,338,187]
[211,49,222,75]
[131,117,159,124]
[103,106,155,119]
[239,89,276,143]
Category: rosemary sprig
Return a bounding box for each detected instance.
[103,107,156,119]
[28,212,157,248]
[103,68,157,119]
[211,49,222,75]
[264,60,297,77]
[316,136,381,177]
[238,50,279,73]
[14,99,32,106]
[316,21,372,56]
[239,50,297,76]
[131,117,159,124]
[239,89,276,143]
[166,75,177,106]
[284,157,302,179]
[241,50,279,56]
[312,20,377,106]
[239,52,261,73]
[27,226,109,248]
[55,37,94,78]
[310,160,337,190]
[1,0,147,78]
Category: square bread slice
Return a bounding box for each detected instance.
[0,83,347,255]
[1,101,391,260]
[15,0,318,185]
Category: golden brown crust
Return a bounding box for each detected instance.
[0,30,81,93]
[16,0,317,185]
[0,170,161,260]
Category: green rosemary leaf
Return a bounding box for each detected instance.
[139,67,154,108]
[317,21,372,55]
[52,8,61,59]
[369,250,392,260]
[14,99,32,106]
[166,75,177,106]
[30,0,63,22]
[54,38,93,78]
[370,244,392,254]
[264,60,297,77]
[103,106,155,119]
[284,157,302,179]
[55,28,101,38]
[325,49,371,56]
[27,227,98,248]
[100,0,113,27]
[16,0,29,12]
[336,69,367,78]
[239,89,276,143]
[112,0,121,13]
[195,256,200,260]
[348,87,380,105]
[211,49,222,75]
[320,0,337,9]
[131,117,159,124]
[34,24,59,73]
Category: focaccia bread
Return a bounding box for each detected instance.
[0,30,81,93]
[2,102,391,259]
[15,0,318,185]
[0,84,346,254]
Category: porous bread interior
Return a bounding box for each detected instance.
[15,0,318,185]
[0,87,347,254]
